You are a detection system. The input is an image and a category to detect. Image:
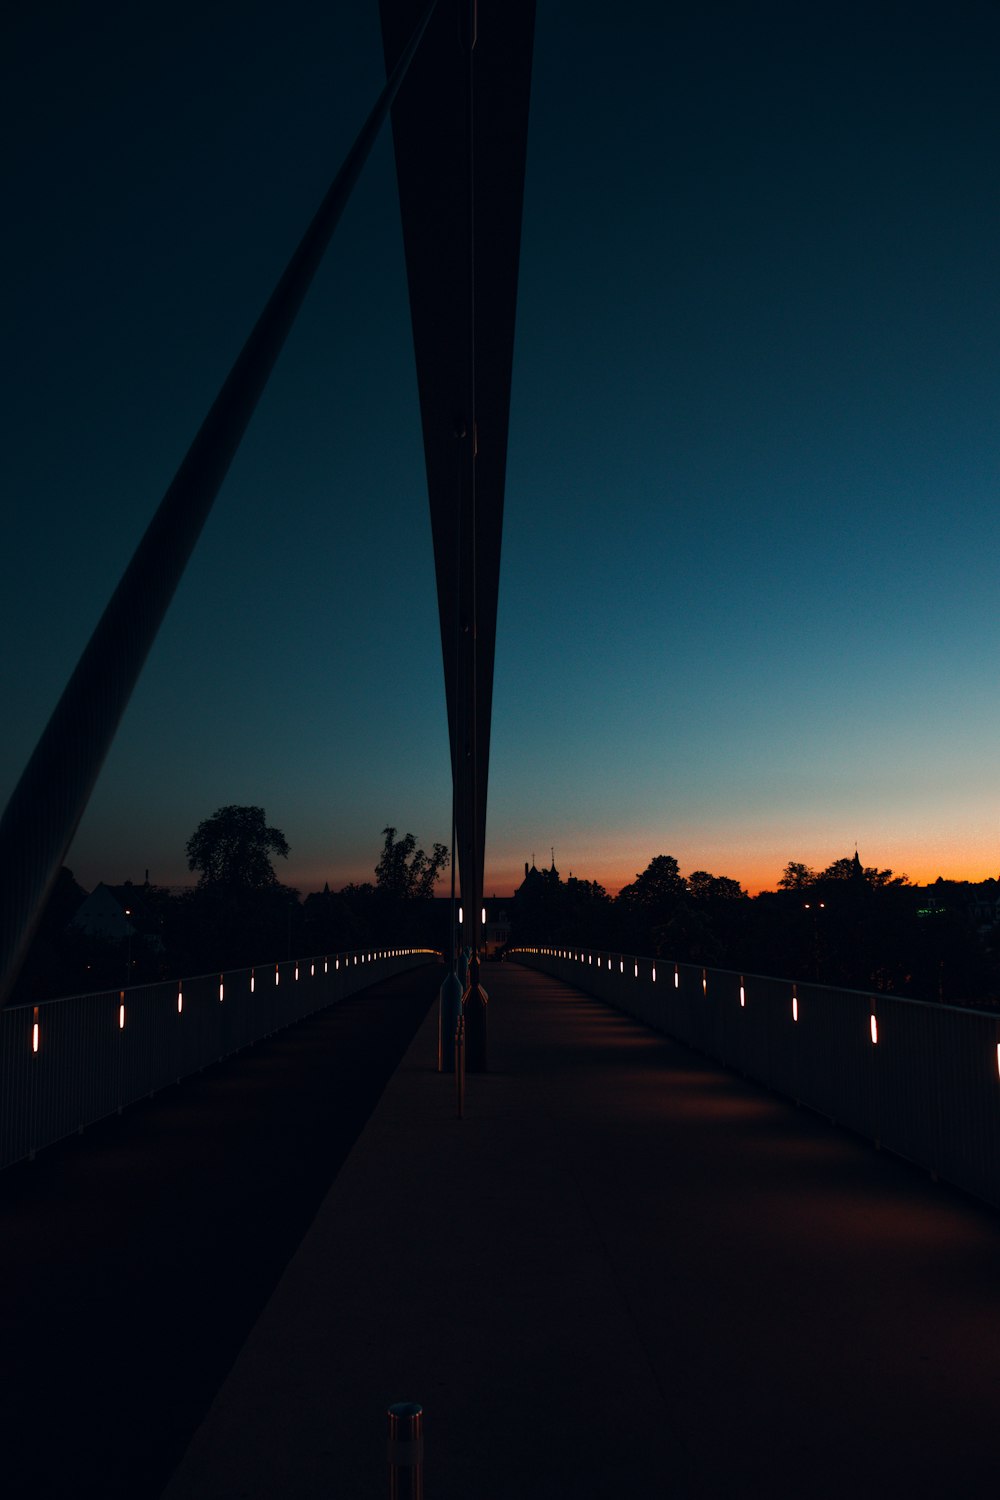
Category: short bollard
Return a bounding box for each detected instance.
[387,1401,423,1499]
[437,970,463,1073]
[455,1008,466,1118]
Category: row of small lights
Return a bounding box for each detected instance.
[518,948,1000,1077]
[28,950,415,1052]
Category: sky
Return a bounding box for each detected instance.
[2,0,999,899]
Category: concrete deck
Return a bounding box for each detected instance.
[163,962,1000,1499]
[0,963,441,1500]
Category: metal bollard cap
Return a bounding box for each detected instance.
[387,1401,424,1465]
[387,1402,423,1433]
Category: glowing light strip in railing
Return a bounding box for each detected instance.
[515,950,1000,1080]
[507,945,1000,1216]
[11,949,432,1104]
[517,948,932,1067]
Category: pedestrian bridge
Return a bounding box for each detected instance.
[2,7,999,1493]
[3,952,999,1498]
[157,960,1000,1498]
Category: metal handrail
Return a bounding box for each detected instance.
[0,946,438,1171]
[513,945,1000,1210]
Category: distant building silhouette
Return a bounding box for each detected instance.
[70,881,165,958]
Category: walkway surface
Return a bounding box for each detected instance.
[162,962,1000,1500]
[0,962,441,1500]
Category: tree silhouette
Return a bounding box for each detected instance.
[375,827,449,901]
[186,805,289,890]
[617,855,686,917]
[687,870,746,903]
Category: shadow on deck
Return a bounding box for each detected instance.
[159,962,1000,1499]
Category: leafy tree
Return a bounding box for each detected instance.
[186,805,289,890]
[179,807,293,968]
[375,827,449,901]
[616,855,688,955]
[561,876,614,943]
[617,855,686,914]
[778,861,815,890]
[687,871,746,902]
[302,883,358,953]
[657,903,724,966]
[816,855,908,888]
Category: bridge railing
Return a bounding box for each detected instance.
[511,946,1000,1210]
[0,947,437,1171]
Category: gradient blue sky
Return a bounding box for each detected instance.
[3,0,999,898]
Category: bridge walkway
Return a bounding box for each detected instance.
[162,961,1000,1499]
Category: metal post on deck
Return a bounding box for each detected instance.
[455,1007,465,1118]
[437,969,463,1073]
[387,1401,423,1499]
[465,953,488,1071]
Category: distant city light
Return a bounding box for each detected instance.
[870,1014,878,1045]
